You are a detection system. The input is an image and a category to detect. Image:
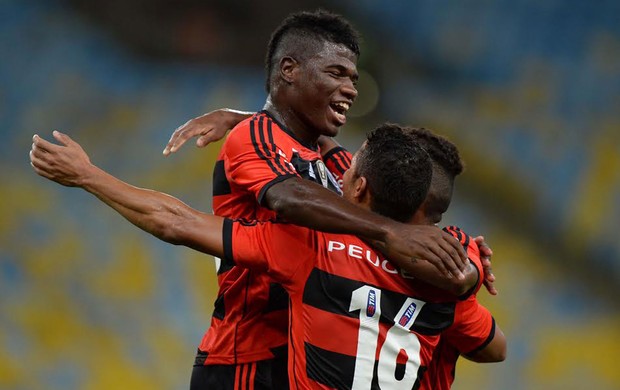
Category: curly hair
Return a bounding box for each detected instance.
[405,127,464,177]
[264,9,361,93]
[354,123,432,222]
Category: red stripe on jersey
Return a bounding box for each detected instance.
[234,364,242,390]
[248,362,257,390]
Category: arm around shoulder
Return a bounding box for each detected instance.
[263,177,468,280]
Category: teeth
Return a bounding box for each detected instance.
[333,102,350,112]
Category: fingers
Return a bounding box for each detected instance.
[480,256,498,295]
[29,141,53,178]
[30,159,54,180]
[438,231,468,270]
[163,124,185,156]
[474,235,493,257]
[196,130,217,148]
[425,241,465,280]
[32,134,58,153]
[484,280,498,295]
[31,136,57,168]
[163,120,199,156]
[417,250,451,279]
[411,227,467,280]
[52,130,74,146]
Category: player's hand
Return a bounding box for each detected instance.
[30,131,93,187]
[383,224,469,280]
[162,109,253,156]
[474,235,498,295]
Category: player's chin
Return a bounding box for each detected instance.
[320,123,342,137]
[321,117,345,137]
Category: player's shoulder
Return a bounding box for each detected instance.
[225,111,288,147]
[233,218,314,236]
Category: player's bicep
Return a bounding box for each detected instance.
[463,318,506,363]
[445,300,495,355]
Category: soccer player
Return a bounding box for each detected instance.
[160,9,467,389]
[403,128,506,389]
[30,124,479,389]
[165,104,505,388]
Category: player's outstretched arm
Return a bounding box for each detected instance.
[30,131,225,258]
[264,178,469,279]
[163,109,253,156]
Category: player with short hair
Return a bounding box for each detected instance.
[30,123,481,389]
[160,9,467,389]
[286,125,507,388]
[405,128,506,389]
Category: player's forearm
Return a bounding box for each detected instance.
[264,178,468,279]
[265,177,392,241]
[79,164,225,257]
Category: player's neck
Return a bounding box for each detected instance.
[263,99,319,147]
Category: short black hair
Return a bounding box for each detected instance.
[264,9,361,92]
[406,127,464,178]
[354,123,432,223]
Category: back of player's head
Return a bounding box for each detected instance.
[354,123,432,223]
[405,127,464,179]
[264,9,361,92]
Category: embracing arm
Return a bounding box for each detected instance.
[404,260,479,296]
[30,131,225,258]
[264,178,468,279]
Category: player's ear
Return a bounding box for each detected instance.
[352,176,368,201]
[280,56,299,84]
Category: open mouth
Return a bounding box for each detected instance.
[330,101,351,125]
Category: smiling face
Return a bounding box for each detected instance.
[286,40,359,140]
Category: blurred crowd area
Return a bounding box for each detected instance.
[1,0,619,389]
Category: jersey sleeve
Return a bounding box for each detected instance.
[443,226,485,297]
[222,219,317,288]
[443,298,495,356]
[224,115,299,205]
[322,146,352,189]
[323,146,352,176]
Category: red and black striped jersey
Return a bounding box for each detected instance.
[322,146,352,189]
[420,227,495,390]
[225,219,457,389]
[212,111,342,221]
[199,111,343,365]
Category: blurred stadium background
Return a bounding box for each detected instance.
[2,0,620,389]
